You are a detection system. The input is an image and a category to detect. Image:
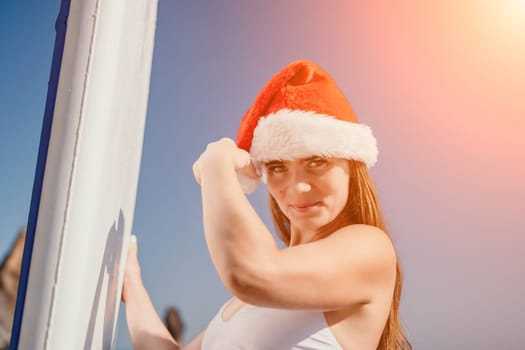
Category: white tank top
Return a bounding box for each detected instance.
[201,300,344,350]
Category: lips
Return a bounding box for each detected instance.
[290,202,320,212]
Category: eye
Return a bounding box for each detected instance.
[265,161,288,174]
[307,158,326,167]
[267,164,286,173]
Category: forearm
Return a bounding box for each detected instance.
[200,158,278,287]
[125,281,179,350]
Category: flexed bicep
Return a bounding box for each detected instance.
[228,225,397,311]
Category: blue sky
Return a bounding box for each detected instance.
[0,2,57,250]
[2,1,525,349]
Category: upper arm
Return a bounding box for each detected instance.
[181,329,206,350]
[229,224,397,310]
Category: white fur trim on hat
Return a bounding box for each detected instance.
[250,109,378,168]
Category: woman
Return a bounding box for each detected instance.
[122,60,411,350]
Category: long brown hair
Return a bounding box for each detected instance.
[269,159,411,350]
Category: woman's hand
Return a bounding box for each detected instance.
[121,235,143,303]
[121,235,180,350]
[193,138,260,193]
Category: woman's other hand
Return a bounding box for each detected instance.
[121,235,180,350]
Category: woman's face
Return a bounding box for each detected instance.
[265,157,350,238]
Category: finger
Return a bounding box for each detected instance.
[243,161,260,179]
[232,147,252,168]
[219,137,235,146]
[128,234,138,256]
[236,160,262,194]
[192,159,202,184]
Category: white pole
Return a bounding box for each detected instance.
[12,0,158,348]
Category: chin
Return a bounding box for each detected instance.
[294,216,331,232]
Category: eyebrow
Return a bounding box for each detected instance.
[265,156,321,166]
[265,160,284,167]
[299,156,324,164]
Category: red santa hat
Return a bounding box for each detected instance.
[236,60,378,170]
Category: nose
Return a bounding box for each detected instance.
[296,182,311,192]
[288,167,311,193]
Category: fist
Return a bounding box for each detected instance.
[192,138,260,193]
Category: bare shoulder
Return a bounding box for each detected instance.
[330,224,395,247]
[328,224,397,276]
